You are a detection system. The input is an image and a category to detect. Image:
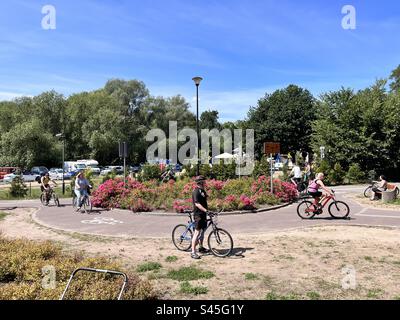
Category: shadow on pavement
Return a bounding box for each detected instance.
[310,216,354,221]
[230,247,255,259]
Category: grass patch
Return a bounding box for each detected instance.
[245,273,259,281]
[367,289,384,299]
[0,186,71,200]
[180,281,208,295]
[167,266,215,281]
[0,236,156,299]
[0,211,9,221]
[136,262,162,273]
[389,199,400,205]
[364,256,373,262]
[265,291,300,300]
[165,256,178,263]
[307,291,321,300]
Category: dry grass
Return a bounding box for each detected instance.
[2,208,400,300]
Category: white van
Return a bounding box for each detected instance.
[77,160,100,174]
[64,161,87,172]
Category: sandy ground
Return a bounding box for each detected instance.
[345,193,400,211]
[1,207,400,300]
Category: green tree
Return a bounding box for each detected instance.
[389,64,400,92]
[0,119,60,169]
[247,85,316,158]
[200,110,221,130]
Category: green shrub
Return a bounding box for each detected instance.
[252,156,271,178]
[102,170,117,183]
[0,211,9,220]
[221,178,252,198]
[347,164,365,184]
[140,165,161,181]
[180,281,208,295]
[136,262,162,273]
[211,163,237,180]
[328,163,345,185]
[245,273,259,280]
[165,256,178,263]
[167,266,215,281]
[316,160,332,185]
[9,176,28,198]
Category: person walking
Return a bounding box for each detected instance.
[191,175,210,259]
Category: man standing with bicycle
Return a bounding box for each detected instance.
[191,175,210,259]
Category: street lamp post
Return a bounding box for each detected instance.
[192,76,203,176]
[56,133,65,194]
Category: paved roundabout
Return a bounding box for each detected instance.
[1,185,399,238]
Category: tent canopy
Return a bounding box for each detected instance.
[214,152,234,159]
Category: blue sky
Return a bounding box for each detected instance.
[1,0,399,121]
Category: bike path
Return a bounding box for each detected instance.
[1,185,399,238]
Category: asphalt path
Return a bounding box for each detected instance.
[1,185,399,238]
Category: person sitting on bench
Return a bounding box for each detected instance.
[370,175,388,201]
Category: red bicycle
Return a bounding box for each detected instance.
[297,190,350,219]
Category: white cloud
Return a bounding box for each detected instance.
[0,91,32,101]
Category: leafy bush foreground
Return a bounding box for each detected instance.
[0,237,157,300]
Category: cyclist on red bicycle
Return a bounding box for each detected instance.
[307,172,334,209]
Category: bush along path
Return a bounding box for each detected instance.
[90,176,298,214]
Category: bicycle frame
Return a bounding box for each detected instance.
[181,211,218,241]
[307,193,336,212]
[318,193,335,209]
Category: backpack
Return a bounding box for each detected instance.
[35,176,41,184]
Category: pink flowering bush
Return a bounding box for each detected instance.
[173,198,192,213]
[92,175,297,213]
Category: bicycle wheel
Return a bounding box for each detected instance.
[297,201,316,219]
[364,186,372,198]
[172,224,193,251]
[207,228,233,257]
[84,196,92,213]
[328,201,350,219]
[40,193,47,206]
[395,187,399,198]
[52,193,60,207]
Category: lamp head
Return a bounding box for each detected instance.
[192,77,203,86]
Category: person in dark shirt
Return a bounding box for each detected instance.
[191,175,210,259]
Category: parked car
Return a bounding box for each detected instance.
[0,167,19,180]
[86,165,101,175]
[3,172,40,183]
[31,166,49,176]
[63,171,77,180]
[49,168,64,180]
[100,166,124,175]
[129,165,142,173]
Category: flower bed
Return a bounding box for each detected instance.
[91,176,298,213]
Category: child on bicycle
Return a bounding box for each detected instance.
[307,173,334,210]
[74,171,92,211]
[41,172,58,205]
[191,175,211,259]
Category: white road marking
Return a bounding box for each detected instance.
[355,213,400,219]
[81,217,124,225]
